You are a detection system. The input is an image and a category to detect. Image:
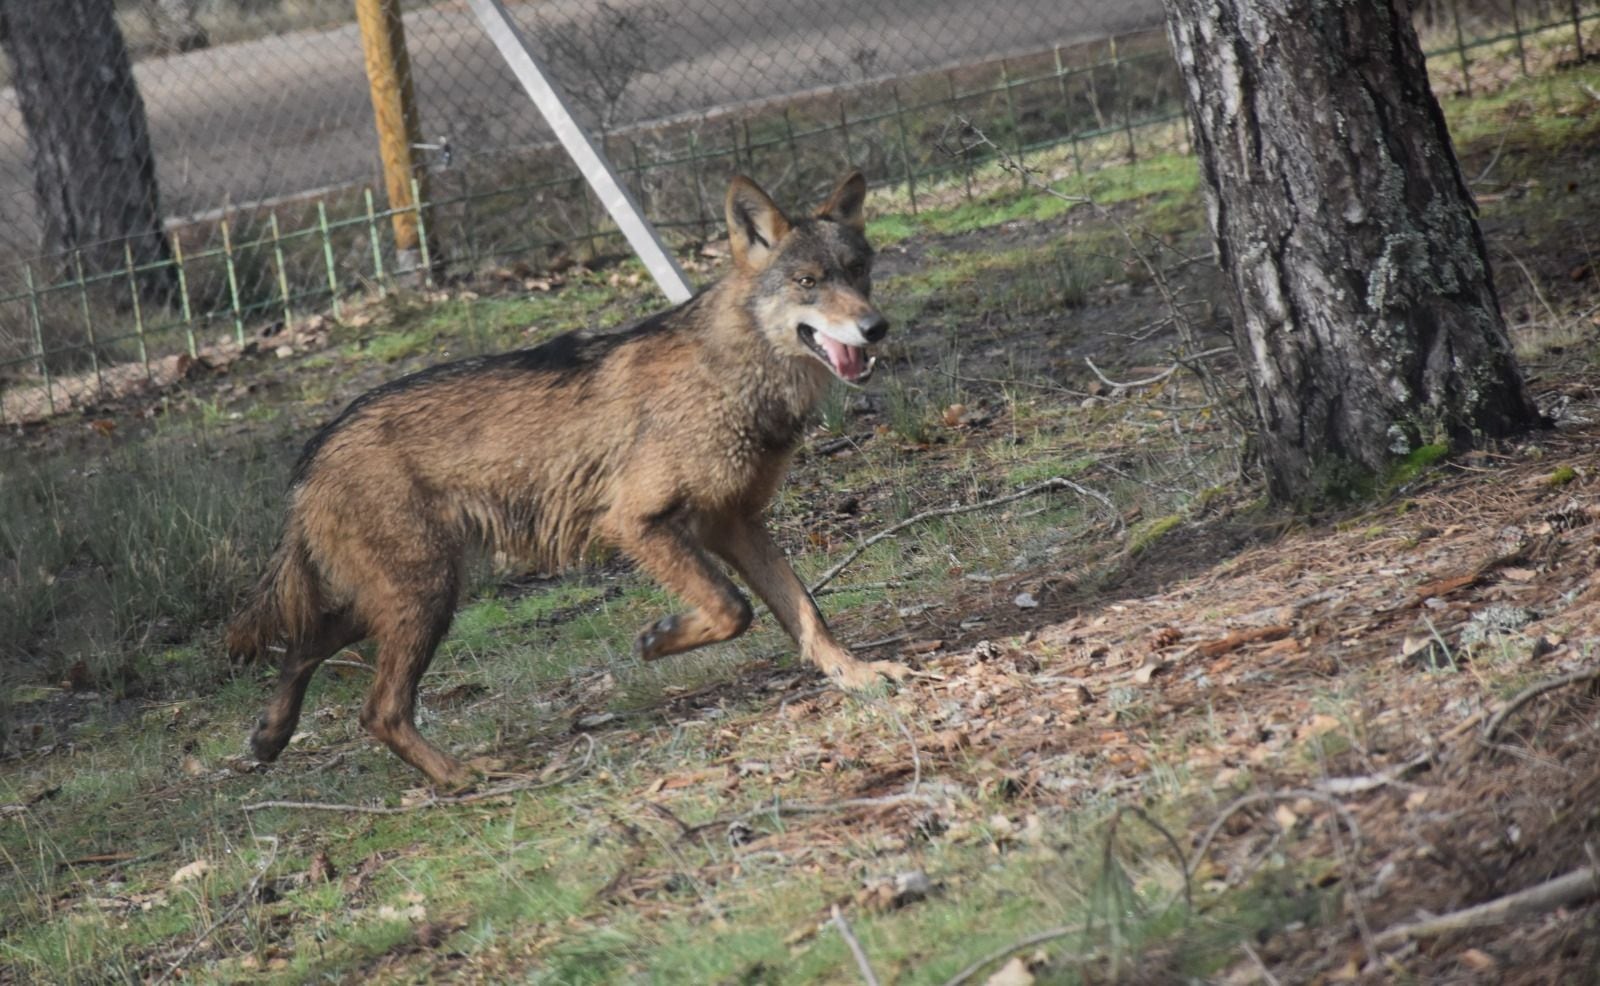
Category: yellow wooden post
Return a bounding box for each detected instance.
[354,0,431,278]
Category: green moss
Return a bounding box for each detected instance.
[1128,513,1184,556]
[1385,443,1451,489]
[1546,465,1577,487]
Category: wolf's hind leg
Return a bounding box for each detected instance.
[250,610,362,762]
[617,521,753,661]
[711,518,908,690]
[358,571,473,788]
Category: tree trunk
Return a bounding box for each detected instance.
[1161,0,1541,503]
[0,0,174,300]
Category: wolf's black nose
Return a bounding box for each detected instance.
[860,314,890,343]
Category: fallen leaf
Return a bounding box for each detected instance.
[1499,566,1536,582]
[1300,713,1342,739]
[983,957,1036,986]
[1272,803,1299,832]
[170,859,210,885]
[1134,660,1168,684]
[1458,947,1498,972]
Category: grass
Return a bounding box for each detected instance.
[2,50,1598,983]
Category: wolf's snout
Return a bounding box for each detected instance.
[859,314,889,344]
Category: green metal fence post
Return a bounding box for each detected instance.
[365,187,388,295]
[317,200,343,320]
[24,263,54,415]
[219,219,245,343]
[946,72,974,201]
[838,100,853,170]
[1000,59,1024,174]
[72,251,104,397]
[123,242,150,380]
[171,234,196,358]
[1509,0,1529,76]
[1451,0,1473,97]
[410,176,433,285]
[891,85,919,214]
[1570,0,1587,62]
[1055,45,1085,178]
[269,212,293,331]
[688,131,709,240]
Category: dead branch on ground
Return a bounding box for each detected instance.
[1373,864,1600,946]
[832,904,882,986]
[1482,665,1600,743]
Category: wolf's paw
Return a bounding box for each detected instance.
[248,719,290,763]
[830,658,910,692]
[632,614,680,662]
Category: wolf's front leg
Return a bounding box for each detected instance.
[614,518,755,661]
[711,518,908,689]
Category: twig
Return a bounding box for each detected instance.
[1469,102,1523,186]
[1373,865,1600,946]
[851,631,913,651]
[1482,665,1600,742]
[324,659,374,673]
[1115,805,1193,912]
[885,705,922,797]
[808,477,1117,594]
[1240,941,1282,986]
[938,925,1080,986]
[152,837,278,986]
[832,904,882,986]
[241,735,595,814]
[1085,356,1177,390]
[814,580,900,598]
[1189,789,1362,880]
[1314,750,1434,795]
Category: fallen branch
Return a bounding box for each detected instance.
[938,925,1081,986]
[808,478,1117,594]
[832,904,882,986]
[1482,665,1600,742]
[241,736,595,814]
[1085,347,1232,392]
[1197,624,1293,659]
[1373,865,1600,947]
[152,837,278,986]
[1314,750,1435,795]
[1190,789,1362,880]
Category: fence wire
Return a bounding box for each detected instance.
[0,0,1596,424]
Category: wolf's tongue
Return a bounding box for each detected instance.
[818,333,865,380]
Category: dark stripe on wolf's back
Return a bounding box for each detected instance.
[289,295,705,487]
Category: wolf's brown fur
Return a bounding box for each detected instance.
[228,173,905,787]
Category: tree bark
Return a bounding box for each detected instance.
[1161,0,1541,503]
[0,0,174,300]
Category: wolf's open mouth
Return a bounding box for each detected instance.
[798,324,876,384]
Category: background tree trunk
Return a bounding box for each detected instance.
[0,0,174,300]
[1161,0,1541,503]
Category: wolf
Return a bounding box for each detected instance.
[227,172,907,787]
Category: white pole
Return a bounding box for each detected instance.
[465,0,695,304]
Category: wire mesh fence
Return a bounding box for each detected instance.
[0,0,1596,425]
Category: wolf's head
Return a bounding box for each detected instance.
[726,172,886,385]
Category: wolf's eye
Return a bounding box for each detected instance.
[795,275,816,289]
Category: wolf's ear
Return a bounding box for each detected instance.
[725,176,790,270]
[814,171,866,231]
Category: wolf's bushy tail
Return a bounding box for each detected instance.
[226,528,321,663]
